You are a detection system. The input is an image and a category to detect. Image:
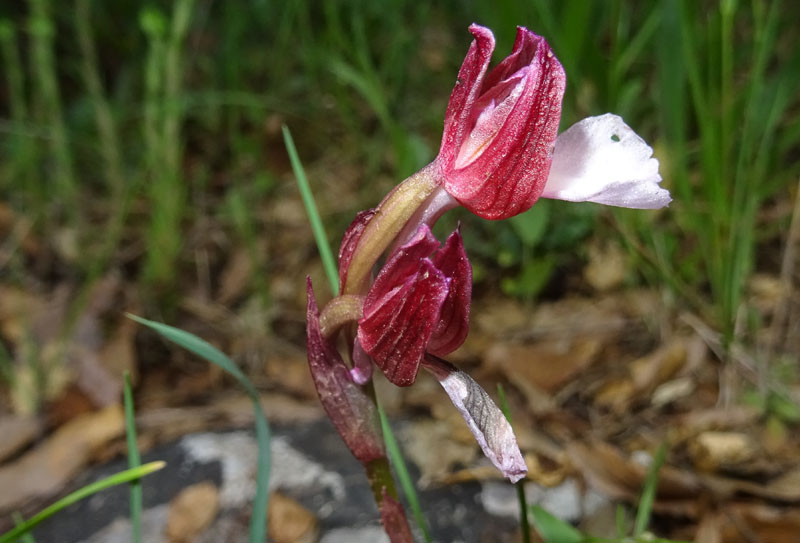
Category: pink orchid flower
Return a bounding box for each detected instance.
[303,23,673,497]
[358,224,471,387]
[433,24,670,220]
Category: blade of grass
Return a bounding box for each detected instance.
[497,384,530,543]
[615,504,626,538]
[378,403,432,543]
[0,20,37,204]
[126,315,271,543]
[0,462,165,543]
[27,0,77,225]
[282,125,339,295]
[530,505,583,543]
[123,372,142,543]
[633,443,667,538]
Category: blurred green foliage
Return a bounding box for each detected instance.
[0,0,798,356]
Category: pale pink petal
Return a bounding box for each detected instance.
[542,113,671,209]
[423,355,527,483]
[350,338,373,385]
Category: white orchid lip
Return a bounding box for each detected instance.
[542,113,672,209]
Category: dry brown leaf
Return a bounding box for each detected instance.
[0,285,45,343]
[399,420,477,486]
[45,384,95,427]
[700,465,800,503]
[677,405,761,436]
[593,378,636,413]
[689,431,757,472]
[748,273,783,317]
[527,296,630,340]
[566,441,702,517]
[0,404,124,513]
[524,452,569,488]
[695,511,722,543]
[486,338,601,394]
[166,482,220,542]
[584,240,627,291]
[629,338,688,393]
[71,348,122,407]
[267,492,318,543]
[216,246,253,305]
[135,393,322,447]
[723,502,800,543]
[439,465,512,484]
[651,377,696,406]
[473,299,529,336]
[0,415,41,463]
[262,354,318,399]
[5,275,129,413]
[98,317,138,384]
[758,466,800,501]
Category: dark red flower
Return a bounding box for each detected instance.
[357,225,471,386]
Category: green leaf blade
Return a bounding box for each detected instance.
[530,505,585,543]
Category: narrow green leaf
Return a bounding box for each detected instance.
[530,505,584,543]
[123,372,142,543]
[615,504,627,538]
[378,403,432,543]
[633,443,667,537]
[126,315,271,543]
[282,125,340,295]
[0,462,165,543]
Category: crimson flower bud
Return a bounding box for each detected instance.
[357,225,471,386]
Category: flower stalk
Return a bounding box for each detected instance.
[342,165,441,295]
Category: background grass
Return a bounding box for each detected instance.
[0,0,798,424]
[1,2,798,540]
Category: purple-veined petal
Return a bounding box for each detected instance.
[306,278,385,462]
[542,114,671,209]
[427,228,472,356]
[443,27,566,220]
[438,24,496,170]
[359,259,449,386]
[423,354,527,483]
[365,225,441,301]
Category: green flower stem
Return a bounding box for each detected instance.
[319,294,365,338]
[365,457,399,503]
[343,165,439,295]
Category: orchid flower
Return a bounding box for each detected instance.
[303,23,672,535]
[434,24,671,220]
[357,225,471,387]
